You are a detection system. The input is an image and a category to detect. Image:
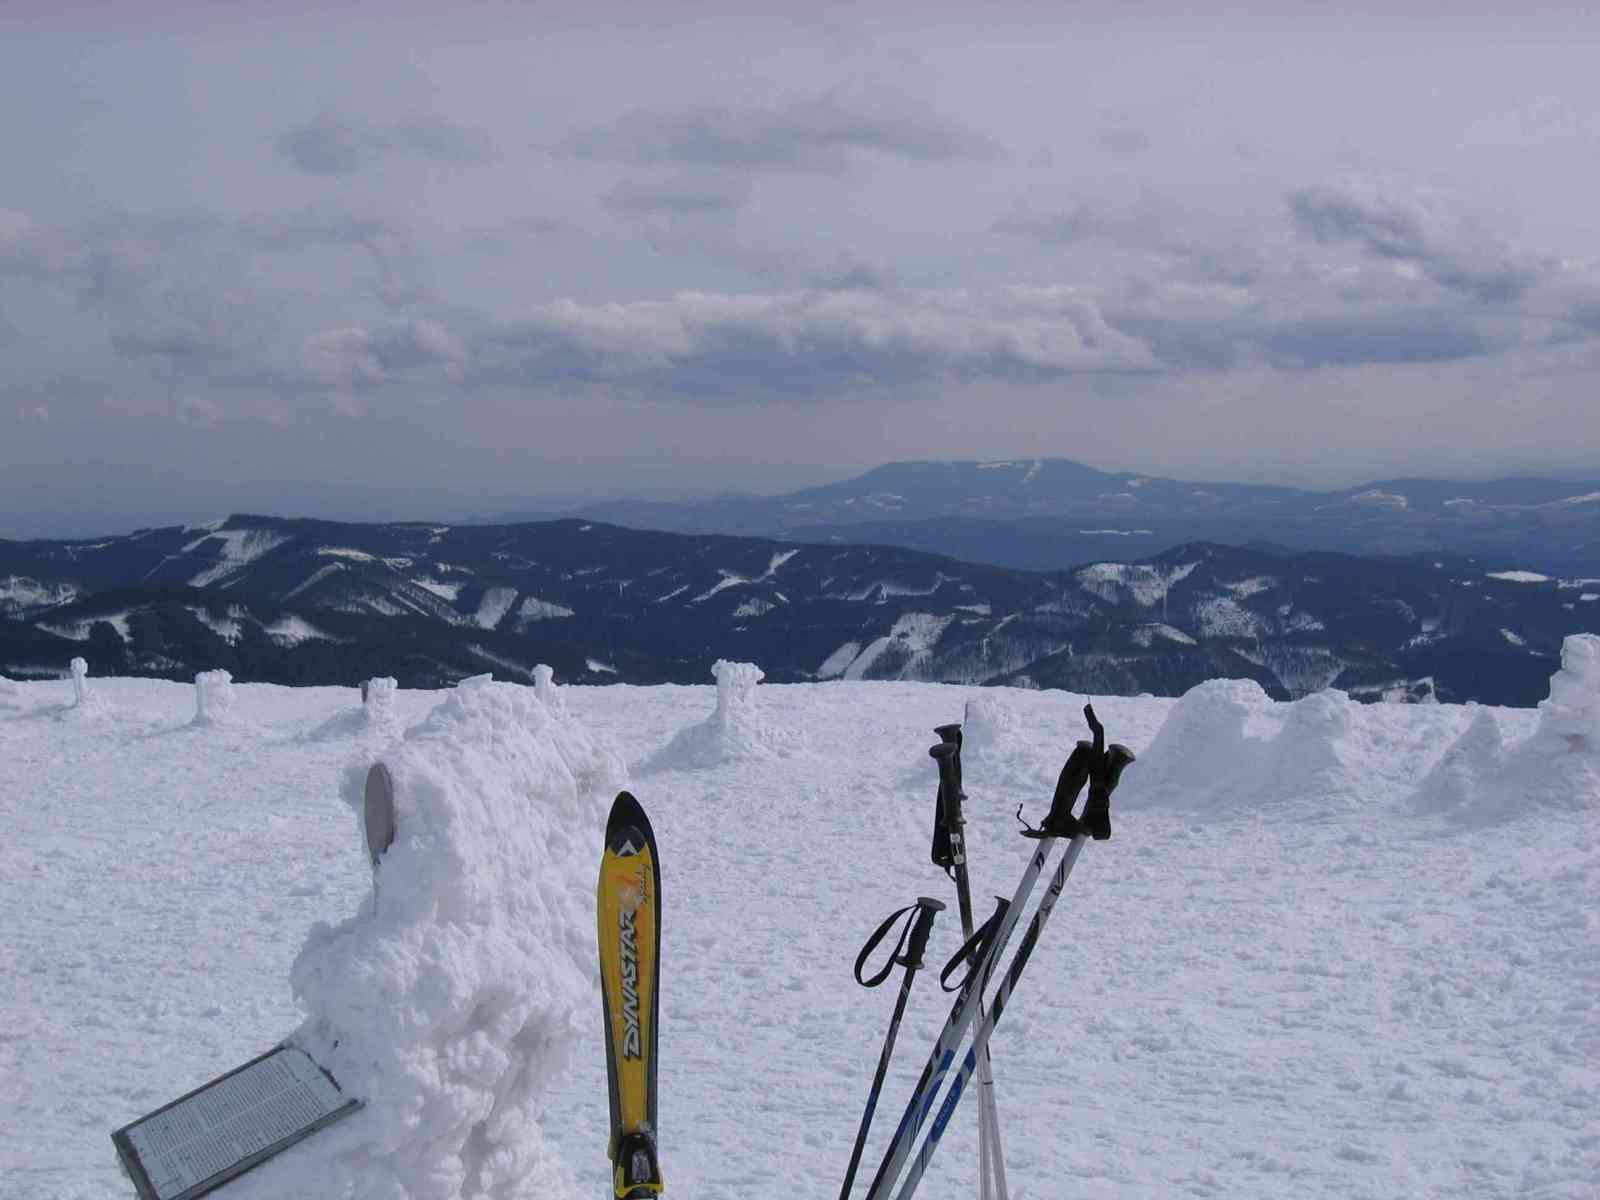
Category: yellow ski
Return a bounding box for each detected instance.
[597,791,664,1198]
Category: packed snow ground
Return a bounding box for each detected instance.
[2,642,1598,1200]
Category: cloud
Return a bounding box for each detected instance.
[478,287,1156,399]
[993,205,1105,245]
[567,89,1000,174]
[306,319,465,389]
[1287,180,1544,303]
[277,109,499,176]
[602,175,751,216]
[239,210,430,309]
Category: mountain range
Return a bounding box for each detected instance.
[538,458,1600,576]
[4,508,1595,706]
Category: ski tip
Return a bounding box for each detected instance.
[605,790,655,856]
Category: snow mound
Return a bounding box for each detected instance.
[1259,689,1368,812]
[642,660,788,770]
[1411,705,1508,817]
[191,669,237,727]
[1413,634,1600,824]
[251,676,624,1200]
[1120,678,1273,810]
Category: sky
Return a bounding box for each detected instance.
[3,2,1600,537]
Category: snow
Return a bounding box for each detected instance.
[519,597,576,621]
[189,606,242,643]
[1192,594,1270,639]
[1487,570,1552,584]
[266,616,333,645]
[3,639,1600,1200]
[817,641,862,679]
[1,574,79,614]
[1130,623,1198,647]
[838,612,954,680]
[183,529,292,588]
[413,578,463,601]
[475,587,519,630]
[1223,576,1278,598]
[1502,628,1527,646]
[285,562,345,599]
[1077,561,1198,608]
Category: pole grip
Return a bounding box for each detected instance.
[928,742,963,821]
[933,723,963,792]
[904,896,945,970]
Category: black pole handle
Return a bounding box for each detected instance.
[928,742,964,822]
[904,896,942,971]
[855,897,947,987]
[933,722,963,791]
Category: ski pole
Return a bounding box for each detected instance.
[840,897,946,1200]
[894,729,1135,1200]
[929,730,1008,1200]
[863,723,1099,1200]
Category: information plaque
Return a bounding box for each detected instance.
[112,1043,361,1200]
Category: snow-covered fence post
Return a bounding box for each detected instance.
[363,676,397,725]
[1539,633,1600,752]
[712,659,764,729]
[69,657,89,707]
[193,669,234,725]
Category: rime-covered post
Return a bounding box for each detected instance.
[533,664,561,710]
[193,669,234,725]
[1539,633,1600,751]
[712,658,764,728]
[70,657,89,706]
[363,676,398,725]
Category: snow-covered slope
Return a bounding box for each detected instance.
[2,641,1597,1199]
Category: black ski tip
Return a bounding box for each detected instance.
[605,790,656,856]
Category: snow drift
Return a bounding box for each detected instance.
[1128,635,1600,824]
[1412,633,1600,822]
[231,674,627,1200]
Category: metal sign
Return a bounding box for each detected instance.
[364,762,396,869]
[111,1043,361,1200]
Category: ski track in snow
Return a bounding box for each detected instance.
[1,678,1597,1200]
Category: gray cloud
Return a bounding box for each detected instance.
[567,90,1000,174]
[602,175,751,216]
[239,210,431,310]
[1287,180,1543,304]
[305,319,465,390]
[993,205,1105,245]
[277,110,499,176]
[477,288,1156,399]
